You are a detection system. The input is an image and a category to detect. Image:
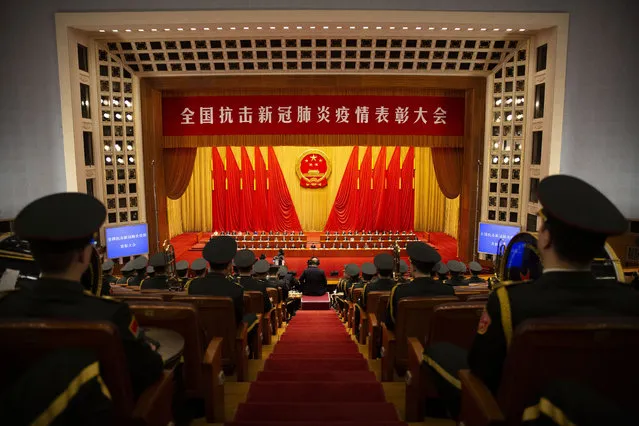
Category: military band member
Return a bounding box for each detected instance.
[116,260,134,285]
[101,259,117,296]
[424,175,639,417]
[140,253,169,290]
[146,265,155,278]
[385,242,453,331]
[435,262,449,282]
[0,192,163,398]
[175,259,189,288]
[127,256,148,287]
[465,261,486,285]
[398,259,411,284]
[336,264,360,315]
[188,237,258,331]
[236,250,273,313]
[444,260,468,286]
[354,256,394,339]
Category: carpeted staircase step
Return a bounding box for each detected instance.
[246,382,386,402]
[268,353,364,360]
[256,370,378,382]
[264,358,368,371]
[234,402,400,422]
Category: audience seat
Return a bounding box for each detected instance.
[405,301,484,421]
[244,291,273,346]
[357,291,390,345]
[368,293,391,359]
[348,287,364,329]
[111,294,165,303]
[453,287,490,301]
[0,320,174,426]
[459,317,639,426]
[171,296,250,381]
[127,302,224,423]
[465,294,490,302]
[381,296,458,381]
[266,287,282,330]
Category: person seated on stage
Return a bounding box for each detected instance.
[444,260,468,286]
[347,242,352,249]
[140,253,170,290]
[339,243,344,249]
[188,237,258,332]
[116,260,135,285]
[236,250,273,314]
[310,242,317,249]
[385,242,453,331]
[175,259,189,287]
[146,265,155,278]
[101,259,117,296]
[127,256,148,287]
[424,175,639,418]
[465,261,486,285]
[0,192,163,398]
[299,257,328,296]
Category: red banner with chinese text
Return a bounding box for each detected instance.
[162,95,464,136]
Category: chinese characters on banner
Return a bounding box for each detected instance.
[162,95,465,136]
[480,231,516,248]
[107,232,148,250]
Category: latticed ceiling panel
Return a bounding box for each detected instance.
[102,36,523,75]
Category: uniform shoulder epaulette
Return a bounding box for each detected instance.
[491,279,532,291]
[82,290,119,303]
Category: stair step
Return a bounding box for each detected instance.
[257,370,378,382]
[264,358,369,372]
[234,402,399,422]
[246,382,385,402]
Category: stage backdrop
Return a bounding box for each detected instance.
[167,146,459,238]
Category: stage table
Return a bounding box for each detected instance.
[188,247,426,257]
[144,327,184,366]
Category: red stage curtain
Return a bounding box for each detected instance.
[225,147,242,231]
[400,147,415,231]
[431,148,463,199]
[240,147,254,231]
[211,148,227,231]
[375,146,401,230]
[267,147,302,231]
[324,147,359,231]
[164,148,197,200]
[366,147,386,230]
[356,146,373,231]
[253,147,269,231]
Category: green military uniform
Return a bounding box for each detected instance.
[188,237,257,329]
[424,175,639,418]
[397,259,411,284]
[100,259,117,296]
[236,253,273,313]
[435,262,449,282]
[385,242,452,331]
[444,260,468,286]
[139,253,169,290]
[0,192,163,399]
[175,259,189,289]
[116,260,134,285]
[465,261,486,285]
[126,256,147,287]
[183,258,207,291]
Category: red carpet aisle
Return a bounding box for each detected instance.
[228,311,407,426]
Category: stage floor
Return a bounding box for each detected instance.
[170,232,458,274]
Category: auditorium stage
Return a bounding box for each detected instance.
[170,232,458,274]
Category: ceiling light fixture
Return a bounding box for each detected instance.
[428,27,435,30]
[519,28,526,32]
[138,29,145,32]
[350,26,356,29]
[493,28,500,31]
[376,26,382,30]
[177,27,184,31]
[151,28,158,32]
[203,27,210,31]
[506,28,513,32]
[323,26,329,29]
[336,26,342,29]
[283,26,289,30]
[480,28,487,31]
[112,29,118,32]
[402,26,408,30]
[190,27,197,31]
[415,26,422,30]
[125,29,132,32]
[99,29,106,33]
[217,27,223,30]
[441,27,448,30]
[297,26,303,29]
[256,26,262,30]
[454,27,461,31]
[363,26,369,29]
[389,26,396,29]
[244,26,250,30]
[230,27,236,30]
[164,28,171,31]
[269,26,276,30]
[467,28,474,31]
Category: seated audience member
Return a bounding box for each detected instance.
[436,262,449,281]
[465,261,486,285]
[101,259,118,296]
[299,257,328,296]
[424,175,639,416]
[445,260,468,286]
[188,236,257,330]
[236,250,273,313]
[398,259,411,284]
[175,259,189,288]
[116,260,134,284]
[140,253,170,290]
[183,258,207,291]
[385,242,453,331]
[127,256,148,287]
[146,265,155,278]
[0,192,163,398]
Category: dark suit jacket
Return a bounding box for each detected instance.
[469,271,639,394]
[299,266,328,296]
[188,272,245,325]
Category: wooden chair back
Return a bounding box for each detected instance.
[0,320,135,420]
[497,317,639,424]
[427,302,484,349]
[366,291,390,316]
[266,287,279,304]
[394,296,459,366]
[244,291,265,314]
[113,294,164,303]
[171,296,240,370]
[127,302,204,396]
[465,293,489,302]
[352,287,364,303]
[453,287,489,301]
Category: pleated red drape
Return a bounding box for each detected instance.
[324,147,359,231]
[225,147,242,231]
[356,146,373,231]
[267,147,303,232]
[164,148,197,200]
[240,147,254,230]
[375,146,401,230]
[211,148,227,230]
[431,148,464,199]
[253,147,269,231]
[366,147,386,230]
[400,147,415,231]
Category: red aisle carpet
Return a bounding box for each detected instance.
[227,311,406,426]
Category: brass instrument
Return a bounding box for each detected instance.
[392,240,401,281]
[162,239,179,288]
